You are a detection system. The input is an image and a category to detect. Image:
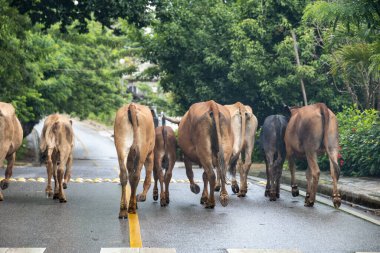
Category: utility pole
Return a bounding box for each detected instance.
[291,30,308,106]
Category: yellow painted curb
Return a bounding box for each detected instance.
[27,178,36,182]
[112,178,120,183]
[9,178,16,182]
[103,178,112,182]
[17,178,26,182]
[37,177,45,183]
[84,179,93,183]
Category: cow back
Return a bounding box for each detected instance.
[285,103,338,156]
[0,102,23,159]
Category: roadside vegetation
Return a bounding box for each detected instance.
[1,0,379,176]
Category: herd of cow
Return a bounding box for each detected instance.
[0,100,341,219]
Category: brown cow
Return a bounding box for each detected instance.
[152,126,176,207]
[178,100,233,208]
[221,102,258,197]
[114,103,155,218]
[40,114,74,203]
[285,103,341,208]
[0,102,23,201]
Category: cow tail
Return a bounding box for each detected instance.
[210,101,226,184]
[128,103,140,173]
[229,103,246,172]
[162,126,169,170]
[320,104,340,180]
[271,116,282,169]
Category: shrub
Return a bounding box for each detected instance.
[337,106,380,177]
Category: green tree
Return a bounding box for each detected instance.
[303,0,380,110]
[10,0,154,32]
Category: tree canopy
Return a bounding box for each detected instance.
[1,0,379,134]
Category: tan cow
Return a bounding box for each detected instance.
[0,102,23,201]
[153,126,176,207]
[114,103,155,218]
[285,103,341,208]
[222,102,258,197]
[40,114,74,203]
[178,100,233,208]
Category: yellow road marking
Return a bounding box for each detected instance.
[126,184,143,248]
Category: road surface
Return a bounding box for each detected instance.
[0,120,379,253]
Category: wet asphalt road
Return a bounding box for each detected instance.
[0,120,379,253]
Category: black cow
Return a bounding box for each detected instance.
[260,115,288,201]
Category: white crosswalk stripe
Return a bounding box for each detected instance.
[100,249,176,253]
[226,250,302,253]
[0,249,46,253]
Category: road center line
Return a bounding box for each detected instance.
[126,184,143,248]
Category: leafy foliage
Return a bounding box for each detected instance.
[10,0,154,32]
[337,106,380,176]
[144,0,348,122]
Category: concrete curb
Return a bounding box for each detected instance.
[249,170,380,210]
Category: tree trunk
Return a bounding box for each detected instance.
[291,30,308,106]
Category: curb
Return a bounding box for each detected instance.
[249,170,380,210]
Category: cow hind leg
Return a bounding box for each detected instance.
[128,158,145,214]
[164,158,174,204]
[288,156,299,197]
[230,157,239,194]
[52,155,60,200]
[45,150,54,198]
[264,159,270,197]
[205,167,217,209]
[305,153,320,207]
[63,154,73,189]
[118,155,128,219]
[57,153,70,203]
[185,156,200,194]
[153,162,159,201]
[328,150,341,208]
[0,153,16,190]
[200,172,209,205]
[137,152,154,202]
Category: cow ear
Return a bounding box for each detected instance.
[282,104,291,117]
[70,119,73,125]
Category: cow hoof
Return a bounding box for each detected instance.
[160,198,167,207]
[231,184,240,194]
[269,192,277,201]
[220,194,229,207]
[53,193,59,199]
[0,180,9,190]
[264,189,269,197]
[166,197,170,204]
[205,201,215,209]
[304,199,314,207]
[0,192,3,201]
[136,194,146,202]
[214,185,221,192]
[153,189,158,201]
[291,186,299,197]
[46,191,53,198]
[237,191,246,198]
[59,198,67,203]
[128,207,136,214]
[333,197,341,209]
[63,182,67,189]
[200,196,208,205]
[190,184,200,194]
[276,193,280,199]
[119,209,128,219]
